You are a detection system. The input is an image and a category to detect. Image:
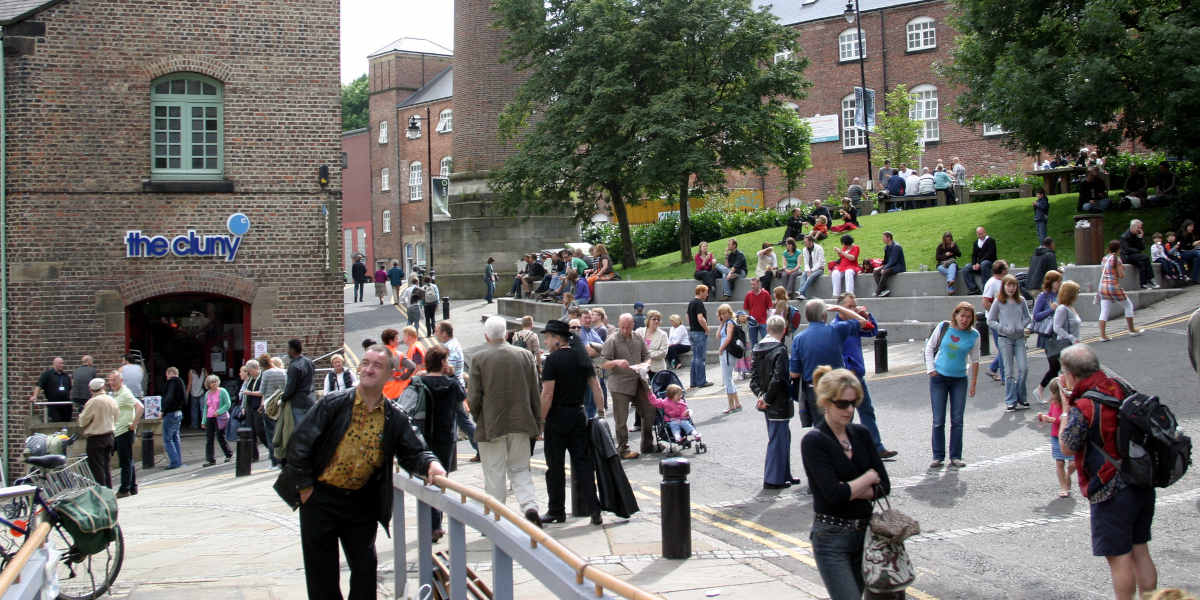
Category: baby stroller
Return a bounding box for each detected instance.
[649,370,707,456]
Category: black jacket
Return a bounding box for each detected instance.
[351,261,368,283]
[527,261,546,279]
[589,418,638,518]
[415,374,463,473]
[1077,178,1108,211]
[971,237,997,266]
[726,250,747,275]
[935,243,961,265]
[278,388,438,530]
[1120,229,1146,258]
[882,243,907,273]
[283,355,316,411]
[783,215,805,241]
[1027,246,1058,290]
[750,340,792,420]
[1034,195,1050,223]
[162,376,187,413]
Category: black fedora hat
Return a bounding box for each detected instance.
[542,319,571,337]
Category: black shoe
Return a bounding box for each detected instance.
[525,508,542,528]
[879,450,899,460]
[591,511,603,526]
[224,455,233,463]
[788,478,802,485]
[878,289,891,297]
[1005,405,1017,412]
[763,482,791,490]
[202,460,216,467]
[539,512,567,524]
[697,382,713,388]
[116,491,130,499]
[1018,400,1031,408]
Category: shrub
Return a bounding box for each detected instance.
[967,173,1040,191]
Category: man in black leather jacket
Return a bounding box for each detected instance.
[279,344,444,600]
[750,315,798,490]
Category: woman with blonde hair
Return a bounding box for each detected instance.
[925,302,981,469]
[771,286,797,343]
[665,314,691,369]
[800,365,890,600]
[716,304,743,414]
[636,309,669,372]
[202,374,233,466]
[987,274,1032,410]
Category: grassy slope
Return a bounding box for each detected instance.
[616,193,1172,280]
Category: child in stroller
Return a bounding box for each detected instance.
[649,371,707,454]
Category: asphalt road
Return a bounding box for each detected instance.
[344,287,1200,599]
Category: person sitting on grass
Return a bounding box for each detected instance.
[781,207,805,245]
[812,215,830,241]
[830,199,859,232]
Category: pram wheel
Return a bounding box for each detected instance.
[695,442,708,454]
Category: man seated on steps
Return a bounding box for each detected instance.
[873,232,906,297]
[965,227,998,295]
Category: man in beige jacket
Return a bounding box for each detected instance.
[468,316,544,527]
[79,378,118,488]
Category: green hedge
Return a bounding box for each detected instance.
[584,209,789,265]
[967,173,1040,191]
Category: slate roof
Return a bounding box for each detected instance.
[760,0,933,26]
[368,36,452,59]
[0,0,61,25]
[397,66,453,109]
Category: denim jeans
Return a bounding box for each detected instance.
[162,410,183,468]
[454,401,478,452]
[937,262,957,286]
[1035,220,1048,244]
[713,263,733,296]
[988,327,1005,379]
[855,375,886,452]
[189,393,205,429]
[262,416,278,466]
[749,323,766,351]
[796,270,822,297]
[667,420,696,440]
[1180,249,1200,282]
[996,335,1029,407]
[810,520,867,600]
[719,351,736,394]
[689,331,709,387]
[965,260,992,292]
[1082,197,1111,212]
[930,373,967,461]
[485,280,495,302]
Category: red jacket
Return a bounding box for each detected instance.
[743,289,771,323]
[1069,371,1125,498]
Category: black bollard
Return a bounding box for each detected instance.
[141,429,155,469]
[442,296,451,320]
[873,329,888,374]
[660,457,691,559]
[975,312,990,356]
[236,427,254,477]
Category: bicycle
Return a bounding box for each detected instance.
[0,448,124,600]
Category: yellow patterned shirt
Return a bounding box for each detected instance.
[317,390,385,490]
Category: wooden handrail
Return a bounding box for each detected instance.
[429,474,665,600]
[0,521,52,595]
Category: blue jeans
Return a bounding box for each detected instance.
[1035,220,1048,244]
[454,401,478,452]
[689,331,708,387]
[713,263,733,297]
[262,416,278,466]
[1082,197,1110,212]
[749,323,766,351]
[226,414,241,443]
[1180,249,1200,282]
[988,327,1004,378]
[855,375,886,452]
[189,394,204,429]
[162,410,183,468]
[485,279,495,302]
[965,260,992,293]
[937,262,957,286]
[996,335,1029,407]
[719,351,736,394]
[796,270,822,297]
[810,521,866,600]
[930,373,967,461]
[667,420,696,441]
[584,387,597,419]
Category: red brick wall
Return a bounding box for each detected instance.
[397,97,455,262]
[3,0,342,473]
[342,130,373,269]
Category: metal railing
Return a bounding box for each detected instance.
[393,473,665,600]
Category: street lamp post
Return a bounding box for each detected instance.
[844,0,874,192]
[407,108,434,273]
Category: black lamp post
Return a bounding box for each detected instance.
[844,0,874,192]
[407,108,434,273]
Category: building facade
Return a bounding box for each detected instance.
[342,128,373,273]
[396,69,453,275]
[2,0,343,470]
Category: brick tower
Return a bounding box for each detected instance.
[433,0,579,298]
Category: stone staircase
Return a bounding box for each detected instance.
[495,263,1185,364]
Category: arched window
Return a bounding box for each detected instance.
[382,210,391,233]
[409,162,423,201]
[841,94,866,150]
[909,84,939,142]
[436,109,453,133]
[151,73,223,179]
[838,28,865,62]
[440,156,452,177]
[906,17,936,51]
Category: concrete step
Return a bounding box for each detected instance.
[593,263,1165,302]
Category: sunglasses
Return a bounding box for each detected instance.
[831,400,856,410]
[569,326,580,330]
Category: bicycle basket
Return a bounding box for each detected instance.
[35,457,97,501]
[54,486,118,556]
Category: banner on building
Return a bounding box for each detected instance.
[432,177,450,218]
[803,114,840,143]
[854,87,876,130]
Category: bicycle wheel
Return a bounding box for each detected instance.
[50,521,124,600]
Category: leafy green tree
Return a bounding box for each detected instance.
[945,0,1200,161]
[874,84,922,169]
[341,74,368,132]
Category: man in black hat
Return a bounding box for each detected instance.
[538,320,603,525]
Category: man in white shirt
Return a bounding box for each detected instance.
[794,235,826,300]
[904,170,921,197]
[981,260,1008,381]
[321,355,358,396]
[918,167,936,195]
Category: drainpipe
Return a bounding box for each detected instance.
[1,25,10,481]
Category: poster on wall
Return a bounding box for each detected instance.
[854,87,877,130]
[253,340,268,358]
[803,114,840,143]
[432,177,450,218]
[143,396,162,420]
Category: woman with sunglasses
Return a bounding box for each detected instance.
[800,365,890,600]
[924,301,981,469]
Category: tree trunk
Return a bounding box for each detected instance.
[678,175,693,263]
[607,184,638,269]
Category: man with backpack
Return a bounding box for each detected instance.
[1058,344,1159,600]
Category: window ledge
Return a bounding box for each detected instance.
[838,57,868,64]
[905,46,937,55]
[143,179,235,193]
[842,147,868,154]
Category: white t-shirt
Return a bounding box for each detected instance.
[982,276,1003,300]
[668,325,690,347]
[756,249,777,277]
[905,174,921,196]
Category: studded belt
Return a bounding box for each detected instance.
[813,512,870,531]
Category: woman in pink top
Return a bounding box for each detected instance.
[693,241,719,294]
[202,374,233,466]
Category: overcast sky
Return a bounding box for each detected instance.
[340,1,455,84]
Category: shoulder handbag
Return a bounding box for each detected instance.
[264,387,284,420]
[863,491,919,594]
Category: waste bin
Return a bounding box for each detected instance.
[1074,214,1105,265]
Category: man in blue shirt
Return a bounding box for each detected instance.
[789,299,868,427]
[833,294,897,459]
[885,169,906,198]
[873,231,907,297]
[387,261,406,306]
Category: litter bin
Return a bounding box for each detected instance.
[1074,214,1105,265]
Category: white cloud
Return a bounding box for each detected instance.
[340,0,455,84]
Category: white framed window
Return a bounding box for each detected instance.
[382,210,392,233]
[909,84,940,142]
[906,17,936,52]
[378,120,388,144]
[436,109,453,133]
[774,49,793,64]
[841,94,866,150]
[409,161,423,201]
[983,123,1008,136]
[415,242,426,264]
[406,114,422,139]
[838,28,865,62]
[440,156,452,177]
[380,167,390,191]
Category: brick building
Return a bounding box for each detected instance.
[2,0,343,470]
[396,68,454,274]
[342,128,373,272]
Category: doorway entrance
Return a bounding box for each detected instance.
[125,294,251,396]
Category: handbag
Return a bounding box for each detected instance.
[264,388,283,420]
[1032,312,1055,336]
[862,491,919,593]
[1045,335,1072,358]
[216,413,230,431]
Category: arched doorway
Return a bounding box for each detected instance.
[125,293,251,396]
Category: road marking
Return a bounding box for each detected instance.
[343,344,359,367]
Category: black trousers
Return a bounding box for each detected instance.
[300,484,379,600]
[543,405,597,518]
[1040,355,1061,388]
[86,433,114,489]
[114,431,136,493]
[47,402,72,423]
[353,281,365,302]
[245,399,266,461]
[1123,252,1154,285]
[205,416,232,462]
[424,303,437,336]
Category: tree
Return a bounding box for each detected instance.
[945,0,1200,162]
[341,74,368,132]
[874,84,922,169]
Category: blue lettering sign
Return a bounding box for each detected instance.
[125,213,250,262]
